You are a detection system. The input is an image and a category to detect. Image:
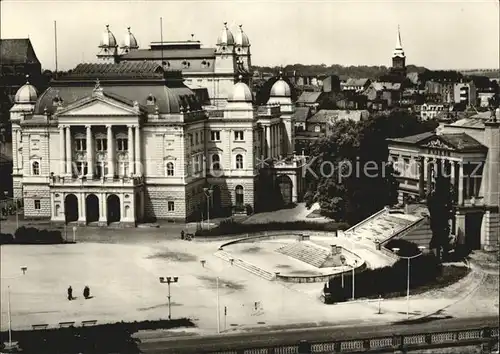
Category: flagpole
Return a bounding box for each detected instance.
[54,20,58,78]
[160,17,164,65]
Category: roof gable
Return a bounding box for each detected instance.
[0,38,40,65]
[55,94,141,117]
[420,136,456,150]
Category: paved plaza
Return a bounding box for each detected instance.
[1,232,497,335]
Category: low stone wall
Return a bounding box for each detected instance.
[217,231,367,283]
[276,261,368,283]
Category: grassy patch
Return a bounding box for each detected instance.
[147,249,197,262]
[196,275,245,291]
[240,246,262,254]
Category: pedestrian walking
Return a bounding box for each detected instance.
[181,230,185,240]
[67,286,73,301]
[83,285,90,299]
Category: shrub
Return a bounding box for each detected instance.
[0,233,14,245]
[13,226,63,244]
[323,253,442,303]
[385,239,422,257]
[195,220,348,237]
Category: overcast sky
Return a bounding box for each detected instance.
[1,0,499,71]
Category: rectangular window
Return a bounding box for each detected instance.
[34,200,41,210]
[96,138,107,152]
[190,134,194,146]
[234,131,244,141]
[211,131,220,141]
[195,132,199,144]
[117,138,128,151]
[75,138,87,151]
[167,201,175,211]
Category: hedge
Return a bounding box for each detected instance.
[385,239,423,257]
[0,227,64,245]
[194,218,349,237]
[0,318,194,353]
[323,251,442,303]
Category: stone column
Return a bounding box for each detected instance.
[59,125,66,175]
[78,193,86,223]
[265,126,271,158]
[426,157,433,194]
[106,125,114,177]
[458,161,464,205]
[65,126,73,176]
[86,125,93,178]
[418,157,425,199]
[134,125,141,176]
[128,125,135,176]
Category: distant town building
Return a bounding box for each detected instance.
[341,78,371,92]
[453,82,477,107]
[390,25,406,78]
[420,103,447,120]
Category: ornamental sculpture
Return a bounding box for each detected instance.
[423,139,452,150]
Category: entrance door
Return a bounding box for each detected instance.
[85,194,99,224]
[276,175,293,205]
[107,194,121,224]
[465,212,483,250]
[64,194,78,223]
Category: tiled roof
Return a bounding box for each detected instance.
[308,109,369,123]
[60,62,166,79]
[388,131,486,152]
[0,152,12,165]
[35,83,198,115]
[292,107,311,122]
[387,131,434,144]
[450,118,486,129]
[345,78,369,87]
[0,38,40,65]
[297,91,322,104]
[370,82,402,91]
[121,48,216,60]
[439,133,486,152]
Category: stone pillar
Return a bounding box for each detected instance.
[134,125,141,176]
[277,124,281,158]
[418,157,425,199]
[99,193,107,225]
[455,211,466,245]
[59,125,66,175]
[265,126,271,158]
[128,125,135,176]
[86,125,93,178]
[65,126,73,176]
[426,157,433,195]
[106,125,114,177]
[78,193,86,223]
[458,162,464,205]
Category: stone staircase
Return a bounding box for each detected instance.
[275,242,331,268]
[344,210,420,244]
[214,250,275,281]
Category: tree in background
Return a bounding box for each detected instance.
[427,172,454,261]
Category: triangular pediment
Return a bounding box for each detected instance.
[56,96,139,117]
[421,137,455,150]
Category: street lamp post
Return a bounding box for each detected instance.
[340,255,346,288]
[351,259,358,300]
[2,267,28,350]
[216,276,220,334]
[159,276,179,320]
[391,246,426,319]
[203,187,213,230]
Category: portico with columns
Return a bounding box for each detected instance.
[387,110,500,251]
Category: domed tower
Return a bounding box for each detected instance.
[120,26,139,55]
[215,22,236,74]
[234,24,251,72]
[267,73,295,156]
[391,25,406,77]
[97,25,119,63]
[10,76,38,195]
[225,75,253,112]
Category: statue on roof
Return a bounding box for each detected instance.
[93,78,103,96]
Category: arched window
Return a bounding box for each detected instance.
[235,185,244,207]
[212,154,220,170]
[166,162,175,176]
[32,161,40,175]
[235,154,243,169]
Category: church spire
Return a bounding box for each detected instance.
[393,25,405,58]
[396,24,403,49]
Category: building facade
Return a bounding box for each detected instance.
[96,23,251,108]
[387,109,500,251]
[10,63,305,225]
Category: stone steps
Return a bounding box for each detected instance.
[276,242,330,268]
[214,250,275,281]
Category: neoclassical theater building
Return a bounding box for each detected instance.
[97,23,251,107]
[10,62,305,225]
[387,109,500,251]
